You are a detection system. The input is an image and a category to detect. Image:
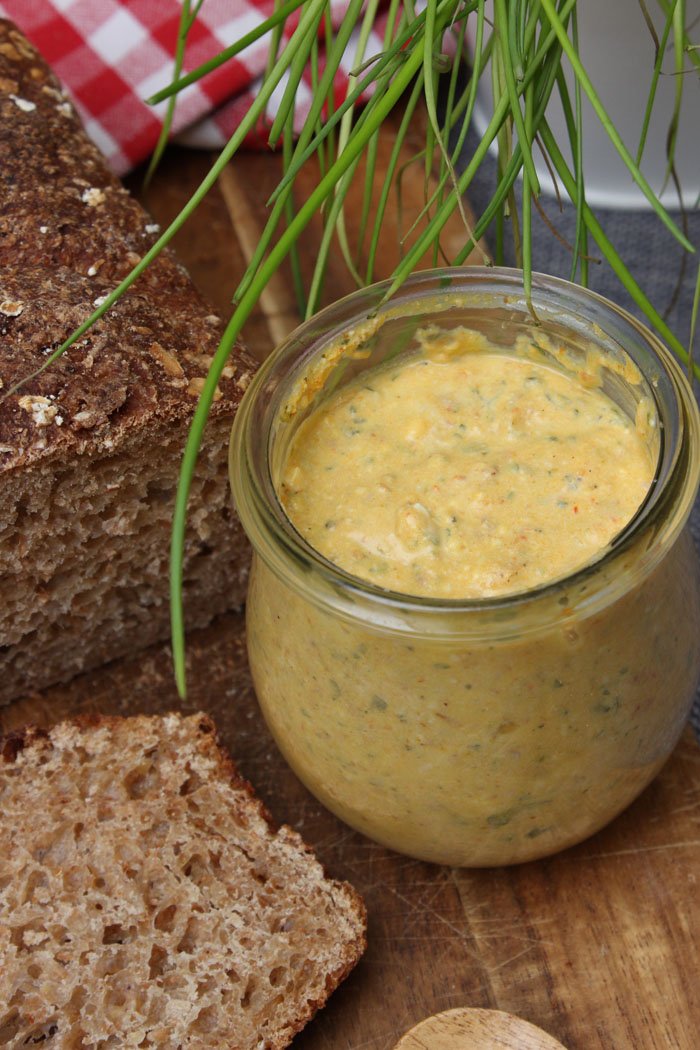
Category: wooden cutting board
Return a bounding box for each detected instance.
[3,124,699,1050]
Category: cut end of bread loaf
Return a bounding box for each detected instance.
[0,21,258,701]
[0,713,367,1049]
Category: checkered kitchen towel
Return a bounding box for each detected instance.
[0,0,389,175]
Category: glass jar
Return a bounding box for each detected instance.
[230,268,700,867]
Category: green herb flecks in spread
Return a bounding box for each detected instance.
[280,328,655,598]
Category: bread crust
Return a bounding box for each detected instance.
[0,712,367,1049]
[0,18,257,472]
[0,21,256,700]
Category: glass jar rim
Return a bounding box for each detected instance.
[230,267,700,633]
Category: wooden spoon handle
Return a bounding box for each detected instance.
[393,1008,567,1049]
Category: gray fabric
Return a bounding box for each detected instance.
[457,128,700,738]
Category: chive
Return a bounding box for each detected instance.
[3,1,696,696]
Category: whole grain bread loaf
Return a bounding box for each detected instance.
[0,712,367,1049]
[0,21,256,703]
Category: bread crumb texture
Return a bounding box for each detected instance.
[0,19,257,701]
[0,713,366,1050]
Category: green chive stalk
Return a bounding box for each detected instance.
[7,2,698,693]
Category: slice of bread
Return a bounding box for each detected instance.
[0,713,366,1049]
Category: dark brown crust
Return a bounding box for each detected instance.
[1,711,368,1048]
[0,19,257,471]
[267,948,368,1050]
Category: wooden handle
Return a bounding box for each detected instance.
[393,1008,567,1049]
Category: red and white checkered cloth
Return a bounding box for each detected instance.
[0,0,389,175]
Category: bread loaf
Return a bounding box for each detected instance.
[0,712,367,1048]
[0,21,256,703]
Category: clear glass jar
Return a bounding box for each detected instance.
[230,268,700,866]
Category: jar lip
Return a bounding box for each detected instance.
[232,266,700,618]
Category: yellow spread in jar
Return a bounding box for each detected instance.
[241,316,700,867]
[281,328,654,597]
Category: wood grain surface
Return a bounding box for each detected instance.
[4,127,700,1050]
[392,1007,567,1049]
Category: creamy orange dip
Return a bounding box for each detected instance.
[281,328,654,596]
[241,317,700,867]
